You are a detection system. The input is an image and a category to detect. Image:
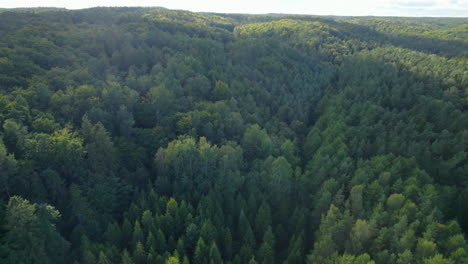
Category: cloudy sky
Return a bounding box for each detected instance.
[1,0,467,17]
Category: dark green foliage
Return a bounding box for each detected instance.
[0,7,466,264]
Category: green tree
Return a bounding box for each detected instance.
[280,139,300,168]
[2,119,27,157]
[0,138,16,197]
[249,256,258,264]
[194,238,209,264]
[209,242,223,264]
[97,251,111,264]
[133,241,146,264]
[349,219,374,254]
[81,119,117,173]
[255,202,272,241]
[4,196,70,264]
[258,227,275,264]
[122,249,134,264]
[387,193,406,211]
[242,124,273,160]
[213,80,232,101]
[415,239,437,260]
[132,220,144,247]
[350,185,364,218]
[423,254,452,264]
[104,221,122,246]
[166,256,181,264]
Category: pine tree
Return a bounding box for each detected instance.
[200,220,217,245]
[258,227,275,264]
[132,220,144,247]
[155,229,167,253]
[97,251,111,264]
[166,256,180,264]
[133,241,146,264]
[209,242,223,264]
[255,203,272,241]
[104,221,122,246]
[122,249,134,264]
[194,238,209,264]
[248,256,258,264]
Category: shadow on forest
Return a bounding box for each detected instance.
[332,51,467,234]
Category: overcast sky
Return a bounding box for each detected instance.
[1,0,467,17]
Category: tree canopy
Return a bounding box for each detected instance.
[0,7,466,264]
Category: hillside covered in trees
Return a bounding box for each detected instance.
[0,7,466,264]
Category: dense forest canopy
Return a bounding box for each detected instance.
[0,7,466,264]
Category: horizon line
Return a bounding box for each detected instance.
[0,6,467,18]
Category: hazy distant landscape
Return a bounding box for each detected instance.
[0,7,466,264]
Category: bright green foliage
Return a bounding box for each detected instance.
[0,7,466,264]
[166,256,181,264]
[423,254,452,264]
[416,239,437,260]
[349,220,374,254]
[386,193,405,211]
[309,156,467,264]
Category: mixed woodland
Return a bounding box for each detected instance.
[0,7,466,264]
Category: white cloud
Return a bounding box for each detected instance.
[382,0,468,16]
[393,0,437,8]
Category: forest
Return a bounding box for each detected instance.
[0,7,466,264]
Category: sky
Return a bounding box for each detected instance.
[1,0,467,17]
